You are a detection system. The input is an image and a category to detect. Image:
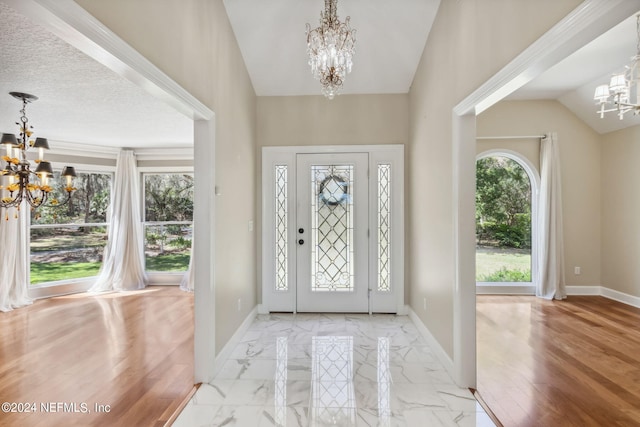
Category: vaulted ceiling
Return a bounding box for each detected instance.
[0,0,638,147]
[222,0,440,96]
[507,11,640,134]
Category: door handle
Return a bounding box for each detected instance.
[298,239,304,245]
[298,228,304,234]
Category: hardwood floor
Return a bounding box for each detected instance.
[477,295,640,427]
[0,286,194,427]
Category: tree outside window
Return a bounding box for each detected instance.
[476,156,532,282]
[143,174,193,272]
[30,171,112,284]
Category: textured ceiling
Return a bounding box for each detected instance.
[223,0,440,96]
[0,2,193,148]
[508,11,640,134]
[3,0,636,145]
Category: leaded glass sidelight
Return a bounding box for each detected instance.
[378,164,391,292]
[311,165,354,292]
[275,165,288,291]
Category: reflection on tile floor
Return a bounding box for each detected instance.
[173,314,495,426]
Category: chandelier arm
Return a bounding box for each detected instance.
[614,102,640,108]
[24,183,45,209]
[50,190,73,207]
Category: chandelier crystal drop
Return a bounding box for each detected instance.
[306,0,356,99]
[1,92,76,213]
[594,15,640,120]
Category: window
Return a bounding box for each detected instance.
[143,173,193,272]
[30,171,112,285]
[476,155,533,283]
[274,165,288,291]
[377,164,391,292]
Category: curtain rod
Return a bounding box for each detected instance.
[477,135,546,140]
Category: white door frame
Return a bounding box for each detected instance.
[451,0,640,387]
[261,145,404,314]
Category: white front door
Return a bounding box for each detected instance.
[262,145,404,314]
[295,153,369,312]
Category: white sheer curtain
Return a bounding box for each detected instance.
[90,150,147,292]
[0,202,32,312]
[536,133,566,300]
[179,232,194,292]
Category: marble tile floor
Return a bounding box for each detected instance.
[173,313,495,427]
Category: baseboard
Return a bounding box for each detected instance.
[565,285,640,309]
[601,287,640,309]
[212,305,258,377]
[476,284,535,295]
[397,304,410,315]
[565,285,602,296]
[29,280,94,299]
[147,272,184,286]
[408,308,454,378]
[257,303,269,314]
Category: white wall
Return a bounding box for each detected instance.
[477,100,602,289]
[76,0,257,354]
[408,0,583,357]
[602,125,640,297]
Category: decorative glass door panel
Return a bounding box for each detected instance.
[311,165,354,292]
[296,153,368,312]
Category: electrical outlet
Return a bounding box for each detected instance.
[237,298,241,312]
[248,220,254,231]
[423,297,427,311]
[574,266,581,275]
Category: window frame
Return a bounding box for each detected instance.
[140,170,194,277]
[28,166,115,289]
[475,149,540,293]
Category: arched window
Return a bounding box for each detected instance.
[476,150,539,289]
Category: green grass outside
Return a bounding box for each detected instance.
[31,262,102,284]
[145,253,190,272]
[30,253,190,285]
[476,247,531,282]
[30,230,107,252]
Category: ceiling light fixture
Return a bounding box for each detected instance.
[1,92,76,212]
[306,0,356,100]
[594,15,640,120]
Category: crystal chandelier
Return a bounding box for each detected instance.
[594,15,640,120]
[1,92,77,211]
[306,0,356,99]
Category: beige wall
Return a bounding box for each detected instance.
[476,138,540,171]
[408,0,582,357]
[602,125,640,297]
[76,0,257,354]
[256,94,409,303]
[258,95,408,146]
[477,100,602,288]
